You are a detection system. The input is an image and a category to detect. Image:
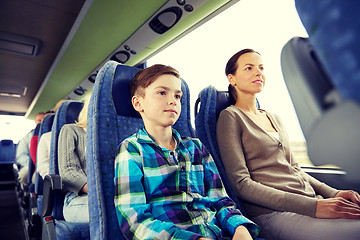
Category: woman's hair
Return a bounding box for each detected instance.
[130,64,180,97]
[76,92,91,129]
[225,49,260,105]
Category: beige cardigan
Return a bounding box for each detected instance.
[217,105,338,217]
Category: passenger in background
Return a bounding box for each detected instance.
[36,100,66,180]
[217,49,360,240]
[58,94,90,223]
[29,110,54,183]
[16,112,45,187]
[114,64,259,239]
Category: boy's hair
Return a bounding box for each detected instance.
[130,64,180,97]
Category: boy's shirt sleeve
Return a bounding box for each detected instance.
[114,139,202,240]
[199,140,260,238]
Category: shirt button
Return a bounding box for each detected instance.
[170,151,174,155]
[278,143,282,147]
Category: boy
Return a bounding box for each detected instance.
[114,64,259,239]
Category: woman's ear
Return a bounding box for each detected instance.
[227,74,235,86]
[132,95,143,112]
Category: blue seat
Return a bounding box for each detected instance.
[0,139,17,189]
[295,0,360,105]
[0,139,15,164]
[41,100,89,240]
[195,86,253,215]
[292,1,360,185]
[281,36,360,189]
[27,114,56,239]
[194,86,265,240]
[86,61,195,240]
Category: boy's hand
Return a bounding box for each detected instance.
[233,225,252,240]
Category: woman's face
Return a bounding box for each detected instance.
[228,52,265,95]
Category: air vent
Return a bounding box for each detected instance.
[0,31,42,56]
[0,84,27,98]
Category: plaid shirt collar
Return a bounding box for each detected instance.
[136,127,184,149]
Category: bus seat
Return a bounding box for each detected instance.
[86,60,195,240]
[41,100,89,240]
[195,86,250,215]
[0,139,15,164]
[295,0,360,106]
[27,114,55,239]
[194,86,265,240]
[281,36,360,188]
[0,139,17,190]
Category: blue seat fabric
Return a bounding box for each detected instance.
[87,61,195,240]
[0,139,15,164]
[45,100,87,240]
[195,86,248,215]
[0,139,16,184]
[295,0,360,105]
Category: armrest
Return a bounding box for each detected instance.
[301,166,359,192]
[41,174,62,240]
[41,174,62,218]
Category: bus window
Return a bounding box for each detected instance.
[148,0,312,166]
[0,115,35,144]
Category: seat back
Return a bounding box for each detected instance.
[281,36,360,183]
[195,86,249,214]
[35,114,55,195]
[28,124,41,184]
[280,37,338,139]
[0,139,16,185]
[0,139,15,164]
[49,100,83,220]
[87,61,195,240]
[295,0,360,105]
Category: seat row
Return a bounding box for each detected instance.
[23,32,360,239]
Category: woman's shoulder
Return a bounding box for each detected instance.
[219,105,247,120]
[60,123,85,135]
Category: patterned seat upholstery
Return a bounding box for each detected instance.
[87,60,195,240]
[282,1,360,183]
[295,0,360,104]
[41,100,89,240]
[195,86,259,216]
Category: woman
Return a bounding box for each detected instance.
[58,94,91,223]
[217,49,360,240]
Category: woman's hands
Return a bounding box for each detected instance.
[316,190,360,219]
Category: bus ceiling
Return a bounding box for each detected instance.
[0,0,240,119]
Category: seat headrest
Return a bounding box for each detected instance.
[66,102,84,123]
[41,114,55,133]
[215,91,231,120]
[33,123,41,135]
[112,64,141,118]
[1,139,13,146]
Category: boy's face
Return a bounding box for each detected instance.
[132,74,182,128]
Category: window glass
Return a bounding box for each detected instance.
[148,0,312,165]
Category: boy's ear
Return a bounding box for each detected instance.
[131,95,143,112]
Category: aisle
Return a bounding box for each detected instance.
[0,189,27,240]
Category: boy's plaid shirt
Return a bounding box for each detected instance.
[114,127,259,239]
